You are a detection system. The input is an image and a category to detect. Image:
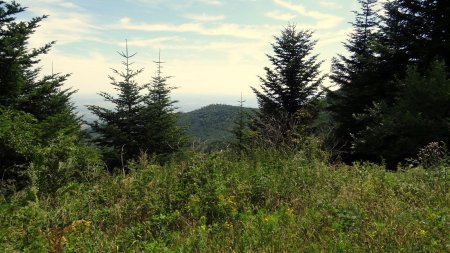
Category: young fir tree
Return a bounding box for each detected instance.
[326,0,381,162]
[0,1,87,191]
[87,42,144,168]
[141,52,185,156]
[251,24,324,146]
[231,94,251,156]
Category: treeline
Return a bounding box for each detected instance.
[1,0,450,194]
[326,0,450,169]
[246,0,450,169]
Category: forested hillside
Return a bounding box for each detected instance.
[178,104,255,150]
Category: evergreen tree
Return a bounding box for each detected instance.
[87,42,144,168]
[379,0,450,75]
[351,0,450,166]
[251,24,324,146]
[0,1,89,191]
[428,0,450,70]
[353,61,450,169]
[0,1,50,107]
[326,0,381,161]
[231,94,251,156]
[0,1,78,136]
[141,52,185,156]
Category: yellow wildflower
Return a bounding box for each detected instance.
[417,229,427,237]
[223,221,233,230]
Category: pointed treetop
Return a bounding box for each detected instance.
[154,49,165,78]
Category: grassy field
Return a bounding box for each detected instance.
[1,147,449,252]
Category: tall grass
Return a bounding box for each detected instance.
[1,148,448,252]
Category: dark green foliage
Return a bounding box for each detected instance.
[379,0,450,75]
[0,1,88,192]
[326,0,382,162]
[0,1,78,128]
[353,61,450,169]
[252,24,324,146]
[327,0,450,165]
[0,108,90,194]
[87,43,145,168]
[252,24,323,119]
[353,0,450,166]
[231,96,253,156]
[141,54,185,157]
[0,109,38,191]
[88,49,185,166]
[366,0,450,122]
[0,1,51,107]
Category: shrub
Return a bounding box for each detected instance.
[416,141,448,169]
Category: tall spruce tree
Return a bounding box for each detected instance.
[87,42,144,168]
[141,52,185,156]
[351,0,450,167]
[379,0,450,76]
[0,1,87,191]
[251,24,323,146]
[326,0,381,162]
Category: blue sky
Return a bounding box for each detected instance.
[19,0,360,111]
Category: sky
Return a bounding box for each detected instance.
[18,0,360,111]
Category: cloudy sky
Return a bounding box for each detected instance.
[19,0,360,111]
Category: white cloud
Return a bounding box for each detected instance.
[273,0,343,29]
[29,15,103,48]
[266,10,297,21]
[17,0,353,108]
[122,36,184,47]
[318,1,342,9]
[196,0,222,5]
[21,0,103,48]
[22,0,82,10]
[184,13,225,22]
[129,0,222,8]
[119,17,279,40]
[316,28,352,49]
[127,0,163,5]
[58,1,81,9]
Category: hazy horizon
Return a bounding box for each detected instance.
[73,92,258,118]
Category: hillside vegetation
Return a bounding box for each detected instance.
[178,104,255,150]
[1,147,448,252]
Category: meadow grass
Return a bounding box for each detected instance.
[1,149,448,252]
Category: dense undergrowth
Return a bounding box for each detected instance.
[1,147,449,252]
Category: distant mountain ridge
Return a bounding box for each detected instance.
[177,104,255,147]
[79,103,256,149]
